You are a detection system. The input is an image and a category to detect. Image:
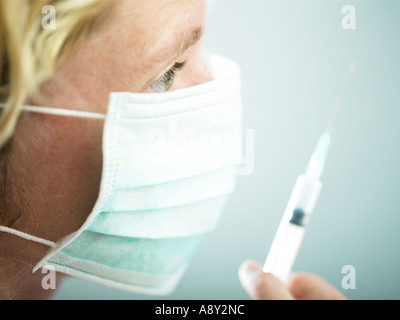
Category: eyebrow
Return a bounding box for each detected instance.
[150,26,204,63]
[140,26,204,90]
[176,26,204,57]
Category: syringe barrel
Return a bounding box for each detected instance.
[263,174,322,283]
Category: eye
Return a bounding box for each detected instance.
[150,61,186,93]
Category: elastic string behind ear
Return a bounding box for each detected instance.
[0,103,106,120]
[0,225,56,248]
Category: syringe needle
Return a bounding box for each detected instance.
[263,63,355,283]
[325,63,355,135]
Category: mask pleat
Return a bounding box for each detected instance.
[87,195,229,238]
[48,251,188,295]
[56,231,204,274]
[112,100,241,189]
[102,166,235,212]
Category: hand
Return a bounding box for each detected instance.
[238,260,347,300]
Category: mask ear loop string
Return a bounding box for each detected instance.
[0,103,107,120]
[0,104,105,248]
[0,226,56,248]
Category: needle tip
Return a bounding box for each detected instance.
[349,63,355,73]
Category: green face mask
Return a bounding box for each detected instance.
[0,53,242,295]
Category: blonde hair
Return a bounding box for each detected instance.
[0,0,110,149]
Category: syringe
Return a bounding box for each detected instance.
[262,64,354,283]
[262,133,329,283]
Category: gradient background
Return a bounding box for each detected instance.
[53,0,400,300]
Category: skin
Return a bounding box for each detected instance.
[0,0,346,300]
[239,260,347,300]
[1,0,211,300]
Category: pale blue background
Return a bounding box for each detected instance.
[53,1,400,300]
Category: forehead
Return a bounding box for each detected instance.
[110,0,206,64]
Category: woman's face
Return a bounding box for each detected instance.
[2,0,211,295]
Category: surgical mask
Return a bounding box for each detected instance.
[0,53,242,295]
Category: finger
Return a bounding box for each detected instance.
[238,260,294,300]
[288,272,347,300]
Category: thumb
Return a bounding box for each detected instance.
[238,260,294,300]
[288,272,347,300]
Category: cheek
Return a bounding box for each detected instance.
[8,113,103,241]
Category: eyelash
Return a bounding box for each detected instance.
[150,61,187,93]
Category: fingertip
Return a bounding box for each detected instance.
[239,259,262,275]
[238,260,293,300]
[238,260,262,297]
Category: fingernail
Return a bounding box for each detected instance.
[239,260,261,295]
